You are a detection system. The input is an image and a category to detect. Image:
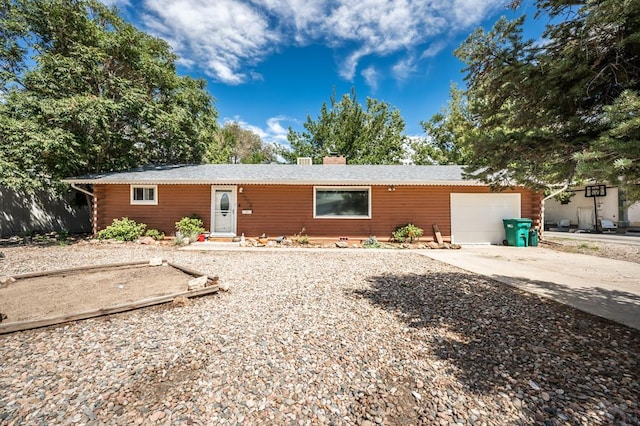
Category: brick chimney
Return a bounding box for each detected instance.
[322,153,346,165]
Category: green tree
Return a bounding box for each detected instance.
[453,0,640,197]
[0,0,219,191]
[211,121,277,164]
[283,87,407,164]
[413,84,473,165]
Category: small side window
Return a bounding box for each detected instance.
[130,185,158,205]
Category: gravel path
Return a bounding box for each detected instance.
[1,243,639,425]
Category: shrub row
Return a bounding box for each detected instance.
[97,215,204,242]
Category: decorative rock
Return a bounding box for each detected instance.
[0,244,639,425]
[182,237,191,245]
[188,275,208,290]
[149,257,163,266]
[0,275,16,287]
[529,380,540,391]
[427,242,441,249]
[150,411,165,421]
[139,236,156,245]
[335,241,349,248]
[172,296,189,307]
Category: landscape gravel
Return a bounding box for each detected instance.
[0,242,639,425]
[543,236,640,264]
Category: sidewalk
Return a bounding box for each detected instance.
[420,246,640,331]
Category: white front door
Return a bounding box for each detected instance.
[211,186,237,235]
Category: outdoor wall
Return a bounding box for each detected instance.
[93,184,211,235]
[628,202,640,226]
[236,184,539,241]
[544,186,619,226]
[94,183,540,240]
[0,187,91,237]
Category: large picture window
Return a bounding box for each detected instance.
[314,187,371,219]
[130,185,158,205]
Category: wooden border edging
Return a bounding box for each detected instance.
[11,260,152,280]
[0,285,219,334]
[0,260,221,335]
[168,262,219,283]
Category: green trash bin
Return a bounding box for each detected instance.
[529,228,539,247]
[502,218,532,247]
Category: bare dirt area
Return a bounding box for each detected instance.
[0,263,195,323]
[542,236,640,263]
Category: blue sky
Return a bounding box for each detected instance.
[106,0,546,146]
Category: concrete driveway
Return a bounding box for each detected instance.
[420,246,640,331]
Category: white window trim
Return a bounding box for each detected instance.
[130,184,158,205]
[313,186,372,219]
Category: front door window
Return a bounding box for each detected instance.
[213,188,235,234]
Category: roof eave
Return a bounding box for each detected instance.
[63,178,485,186]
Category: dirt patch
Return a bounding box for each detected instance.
[543,237,640,263]
[0,263,196,323]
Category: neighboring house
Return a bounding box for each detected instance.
[0,187,91,237]
[544,184,640,230]
[63,156,543,244]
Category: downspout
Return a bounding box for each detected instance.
[540,183,569,240]
[70,183,98,237]
[70,183,93,198]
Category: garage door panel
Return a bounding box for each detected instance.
[451,193,521,244]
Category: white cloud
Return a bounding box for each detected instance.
[392,57,417,81]
[361,66,379,91]
[133,0,505,84]
[265,116,290,142]
[223,115,294,146]
[100,0,129,6]
[450,0,503,29]
[421,40,448,59]
[141,0,280,84]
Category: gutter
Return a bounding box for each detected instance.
[70,183,94,198]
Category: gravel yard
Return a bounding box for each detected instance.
[543,236,640,264]
[1,242,639,425]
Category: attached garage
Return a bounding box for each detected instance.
[450,193,521,244]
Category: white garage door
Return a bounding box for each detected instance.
[451,193,521,244]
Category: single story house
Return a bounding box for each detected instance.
[64,157,542,244]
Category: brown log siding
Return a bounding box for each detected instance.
[94,184,212,235]
[94,183,541,241]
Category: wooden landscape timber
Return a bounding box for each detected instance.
[0,260,220,335]
[433,224,444,245]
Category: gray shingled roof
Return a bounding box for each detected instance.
[63,164,483,186]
